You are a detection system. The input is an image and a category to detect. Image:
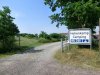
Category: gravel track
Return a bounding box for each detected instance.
[0,42,100,75]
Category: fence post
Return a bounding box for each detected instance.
[61,38,64,52]
[19,33,20,47]
[99,18,100,52]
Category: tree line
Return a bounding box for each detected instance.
[20,31,66,43]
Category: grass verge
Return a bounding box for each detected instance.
[16,37,43,47]
[0,37,44,58]
[54,45,100,69]
[0,53,14,58]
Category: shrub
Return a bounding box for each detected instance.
[92,38,98,48]
[0,36,16,53]
[78,38,98,49]
[50,33,61,41]
[38,38,51,43]
[51,38,59,42]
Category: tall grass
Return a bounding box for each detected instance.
[54,45,100,69]
[16,36,43,47]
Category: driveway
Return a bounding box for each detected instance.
[0,42,100,75]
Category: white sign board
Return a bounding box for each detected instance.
[69,29,91,45]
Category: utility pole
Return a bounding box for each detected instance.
[99,18,100,52]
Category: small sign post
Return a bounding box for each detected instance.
[98,18,100,52]
[61,38,64,52]
[18,33,20,47]
[68,28,91,50]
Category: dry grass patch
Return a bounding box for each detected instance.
[54,45,100,69]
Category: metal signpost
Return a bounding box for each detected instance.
[99,18,100,53]
[68,28,92,50]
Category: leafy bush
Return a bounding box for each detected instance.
[39,31,50,39]
[0,36,16,53]
[38,38,51,43]
[51,38,58,42]
[92,38,98,48]
[78,38,98,49]
[50,33,61,41]
[20,33,36,38]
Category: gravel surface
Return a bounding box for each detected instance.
[0,42,100,75]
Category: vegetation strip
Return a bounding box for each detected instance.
[54,45,100,69]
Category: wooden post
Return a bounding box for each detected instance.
[99,18,100,52]
[61,38,63,52]
[19,33,20,47]
[90,29,92,50]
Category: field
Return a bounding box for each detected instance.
[16,37,43,47]
[0,37,43,58]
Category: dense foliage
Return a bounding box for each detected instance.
[20,33,37,38]
[39,31,50,39]
[44,0,100,33]
[20,31,66,43]
[0,6,19,52]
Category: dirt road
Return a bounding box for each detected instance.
[0,42,100,75]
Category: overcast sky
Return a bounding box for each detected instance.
[0,0,68,34]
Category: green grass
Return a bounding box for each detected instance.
[14,36,44,53]
[0,37,44,58]
[0,53,13,58]
[16,37,43,47]
[54,45,100,70]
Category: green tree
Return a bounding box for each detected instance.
[0,6,19,52]
[50,33,61,40]
[44,0,100,33]
[34,34,38,38]
[39,31,50,39]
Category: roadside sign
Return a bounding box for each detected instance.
[69,29,91,45]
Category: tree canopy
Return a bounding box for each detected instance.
[39,31,50,39]
[0,6,19,40]
[0,6,19,51]
[44,0,100,33]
